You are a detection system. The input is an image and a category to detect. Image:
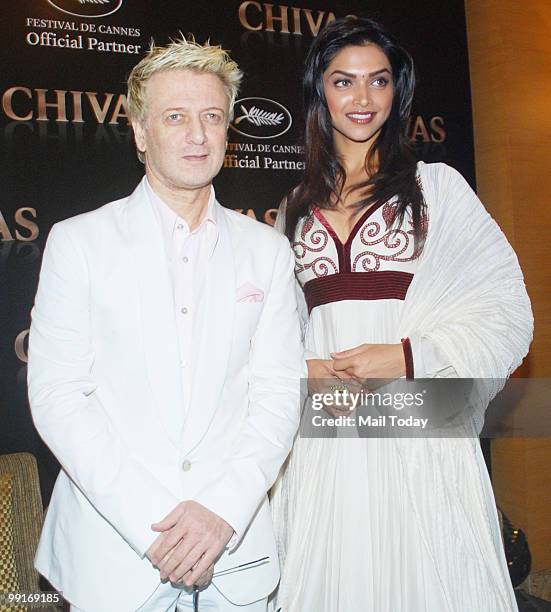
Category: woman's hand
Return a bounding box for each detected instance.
[307,358,337,382]
[306,359,361,416]
[331,344,406,383]
[306,359,339,398]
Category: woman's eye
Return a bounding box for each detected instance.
[334,79,351,88]
[372,77,389,87]
[167,113,183,122]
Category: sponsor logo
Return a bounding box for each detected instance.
[230,97,292,139]
[46,0,124,19]
[238,2,346,37]
[2,86,129,124]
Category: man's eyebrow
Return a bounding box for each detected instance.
[162,105,226,113]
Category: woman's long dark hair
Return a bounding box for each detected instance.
[285,16,426,253]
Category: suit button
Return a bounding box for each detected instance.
[182,460,192,472]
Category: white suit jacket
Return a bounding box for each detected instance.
[27,178,304,611]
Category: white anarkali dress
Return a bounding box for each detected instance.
[271,162,531,612]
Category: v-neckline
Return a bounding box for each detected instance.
[312,200,385,246]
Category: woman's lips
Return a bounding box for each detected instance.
[346,112,375,124]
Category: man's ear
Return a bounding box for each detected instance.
[132,120,147,156]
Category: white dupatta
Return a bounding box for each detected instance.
[401,161,532,388]
[393,162,532,612]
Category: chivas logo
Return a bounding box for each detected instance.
[47,0,124,18]
[230,98,292,139]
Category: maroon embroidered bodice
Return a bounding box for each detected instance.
[292,201,420,313]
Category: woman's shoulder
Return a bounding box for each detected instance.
[416,160,468,187]
[416,161,477,208]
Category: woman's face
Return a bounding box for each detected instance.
[322,43,394,151]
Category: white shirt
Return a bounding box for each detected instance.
[146,180,239,546]
[146,178,219,415]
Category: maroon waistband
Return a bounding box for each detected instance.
[303,271,414,313]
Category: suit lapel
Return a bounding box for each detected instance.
[125,179,183,447]
[181,204,236,455]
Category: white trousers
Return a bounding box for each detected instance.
[70,581,268,612]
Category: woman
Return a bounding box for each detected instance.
[271,16,532,612]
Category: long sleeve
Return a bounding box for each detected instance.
[408,332,457,378]
[28,222,179,557]
[191,234,304,541]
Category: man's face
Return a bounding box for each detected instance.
[132,69,229,192]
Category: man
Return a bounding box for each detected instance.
[28,37,303,612]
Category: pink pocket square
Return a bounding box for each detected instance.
[236,282,264,303]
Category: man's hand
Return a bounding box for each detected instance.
[146,501,233,587]
[192,563,214,590]
[331,344,405,383]
[165,559,215,591]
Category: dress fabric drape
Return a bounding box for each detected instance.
[271,162,532,612]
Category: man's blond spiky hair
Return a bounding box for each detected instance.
[127,35,243,124]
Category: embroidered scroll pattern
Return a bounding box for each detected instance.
[293,214,338,278]
[352,203,418,272]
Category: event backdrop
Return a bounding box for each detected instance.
[1,0,475,502]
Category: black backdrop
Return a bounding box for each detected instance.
[0,0,475,502]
